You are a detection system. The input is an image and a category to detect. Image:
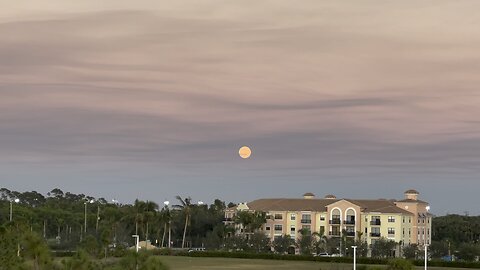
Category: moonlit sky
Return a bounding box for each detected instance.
[1,1,480,214]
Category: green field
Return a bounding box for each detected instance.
[160,256,335,270]
[158,256,472,270]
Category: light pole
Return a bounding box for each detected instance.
[352,246,357,270]
[132,234,139,252]
[164,201,171,248]
[84,199,94,233]
[10,198,20,221]
[425,205,430,270]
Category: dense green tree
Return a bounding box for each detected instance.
[234,211,266,238]
[248,232,271,252]
[371,238,397,258]
[402,244,419,259]
[21,231,52,270]
[0,225,22,269]
[273,234,295,254]
[457,243,479,261]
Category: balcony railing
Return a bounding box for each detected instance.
[370,232,381,237]
[370,220,381,226]
[301,219,311,224]
[223,218,233,222]
[343,220,356,225]
[329,231,340,236]
[346,231,355,237]
[329,219,341,225]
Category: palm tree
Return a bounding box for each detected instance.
[22,232,52,270]
[174,196,192,248]
[312,226,328,254]
[234,211,267,239]
[159,206,172,248]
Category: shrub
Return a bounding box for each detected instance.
[387,259,414,270]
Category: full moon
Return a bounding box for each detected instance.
[238,146,252,159]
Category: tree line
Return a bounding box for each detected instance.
[1,187,479,266]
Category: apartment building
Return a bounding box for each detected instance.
[224,189,432,255]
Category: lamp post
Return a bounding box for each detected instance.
[164,201,171,248]
[425,205,430,270]
[132,234,139,252]
[10,198,20,221]
[352,246,357,270]
[84,199,94,233]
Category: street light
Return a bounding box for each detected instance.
[10,198,20,221]
[352,246,357,270]
[132,234,139,253]
[164,201,171,248]
[425,205,430,270]
[84,199,94,233]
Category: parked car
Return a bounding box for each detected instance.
[316,252,330,257]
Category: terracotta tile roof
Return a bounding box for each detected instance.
[396,199,428,204]
[347,199,414,215]
[246,198,338,212]
[243,198,413,215]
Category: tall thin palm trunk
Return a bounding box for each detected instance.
[182,215,189,248]
[161,223,167,247]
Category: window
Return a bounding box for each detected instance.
[320,226,325,234]
[403,217,405,223]
[388,216,395,222]
[371,227,380,237]
[320,215,325,221]
[266,226,270,231]
[371,216,381,225]
[365,228,367,233]
[290,226,296,233]
[388,228,395,235]
[274,225,282,231]
[275,214,283,220]
[301,214,311,224]
[290,214,296,221]
[409,217,411,223]
[302,225,311,234]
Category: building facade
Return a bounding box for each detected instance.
[224,189,432,256]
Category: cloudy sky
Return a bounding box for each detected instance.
[1,0,479,214]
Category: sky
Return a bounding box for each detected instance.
[1,0,480,215]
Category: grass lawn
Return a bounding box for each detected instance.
[159,256,354,270]
[158,256,475,270]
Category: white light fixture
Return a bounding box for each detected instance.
[14,198,20,203]
[426,206,430,211]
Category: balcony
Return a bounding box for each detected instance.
[370,220,381,226]
[343,220,356,225]
[329,219,341,225]
[370,232,381,237]
[301,219,311,224]
[223,217,233,222]
[329,231,341,236]
[346,231,355,237]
